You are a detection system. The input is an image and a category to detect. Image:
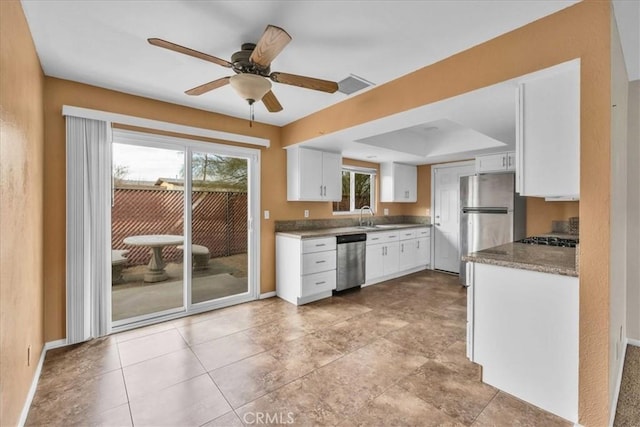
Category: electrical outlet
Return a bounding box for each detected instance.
[383,208,389,216]
[304,210,309,218]
[263,210,270,220]
[27,345,31,366]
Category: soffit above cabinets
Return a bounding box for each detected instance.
[299,78,517,166]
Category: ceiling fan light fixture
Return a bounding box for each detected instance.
[229,73,271,104]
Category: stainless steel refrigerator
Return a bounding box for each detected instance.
[459,173,526,286]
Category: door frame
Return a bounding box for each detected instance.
[110,129,261,332]
[430,160,475,272]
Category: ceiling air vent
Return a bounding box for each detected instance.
[337,74,375,95]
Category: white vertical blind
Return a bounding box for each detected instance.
[66,116,111,343]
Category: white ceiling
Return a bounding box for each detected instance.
[21,1,638,165]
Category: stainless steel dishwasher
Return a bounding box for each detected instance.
[335,233,367,291]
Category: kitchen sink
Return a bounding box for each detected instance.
[356,224,404,230]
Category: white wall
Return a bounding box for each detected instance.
[627,80,640,341]
[609,13,629,411]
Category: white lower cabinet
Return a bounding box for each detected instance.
[415,227,431,269]
[366,238,399,283]
[415,237,430,268]
[366,227,431,285]
[468,262,578,422]
[398,230,417,271]
[276,235,336,305]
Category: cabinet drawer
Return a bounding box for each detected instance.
[302,237,336,254]
[302,250,336,275]
[366,231,399,245]
[399,230,417,240]
[301,270,336,297]
[416,227,431,237]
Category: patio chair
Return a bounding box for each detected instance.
[112,249,129,284]
[177,244,211,270]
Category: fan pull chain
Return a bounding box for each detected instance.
[249,103,254,128]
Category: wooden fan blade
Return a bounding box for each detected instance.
[148,38,232,68]
[185,77,230,96]
[249,25,291,68]
[270,72,338,93]
[262,90,283,112]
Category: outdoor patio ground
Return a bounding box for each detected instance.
[112,254,248,321]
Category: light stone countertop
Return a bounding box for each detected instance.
[276,223,431,239]
[462,242,578,277]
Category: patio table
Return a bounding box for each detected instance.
[123,234,183,283]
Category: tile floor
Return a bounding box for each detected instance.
[26,270,571,426]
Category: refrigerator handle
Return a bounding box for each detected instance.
[462,207,509,214]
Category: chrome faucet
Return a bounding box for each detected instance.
[359,205,374,227]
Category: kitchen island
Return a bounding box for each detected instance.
[463,242,579,423]
[463,241,578,277]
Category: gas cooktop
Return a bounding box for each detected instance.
[518,235,579,248]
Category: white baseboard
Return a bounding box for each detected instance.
[18,339,68,426]
[260,291,276,299]
[18,345,46,426]
[627,338,640,347]
[45,338,68,350]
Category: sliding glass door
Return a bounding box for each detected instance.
[190,152,249,306]
[110,130,258,329]
[111,143,185,323]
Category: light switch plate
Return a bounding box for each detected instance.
[304,210,309,218]
[263,210,270,219]
[384,208,389,216]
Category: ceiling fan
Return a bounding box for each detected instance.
[148,25,339,116]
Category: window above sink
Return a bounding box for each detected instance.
[333,166,376,215]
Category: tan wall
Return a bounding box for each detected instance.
[43,78,281,341]
[280,2,612,424]
[0,1,45,425]
[526,199,580,236]
[42,79,417,342]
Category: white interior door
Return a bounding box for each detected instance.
[432,162,475,273]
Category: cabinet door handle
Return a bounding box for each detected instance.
[502,156,506,167]
[315,243,326,247]
[401,243,404,253]
[320,185,323,196]
[315,281,326,285]
[417,241,420,249]
[315,260,326,264]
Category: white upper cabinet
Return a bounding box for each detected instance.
[380,162,417,202]
[516,60,580,199]
[475,152,515,173]
[287,147,342,201]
